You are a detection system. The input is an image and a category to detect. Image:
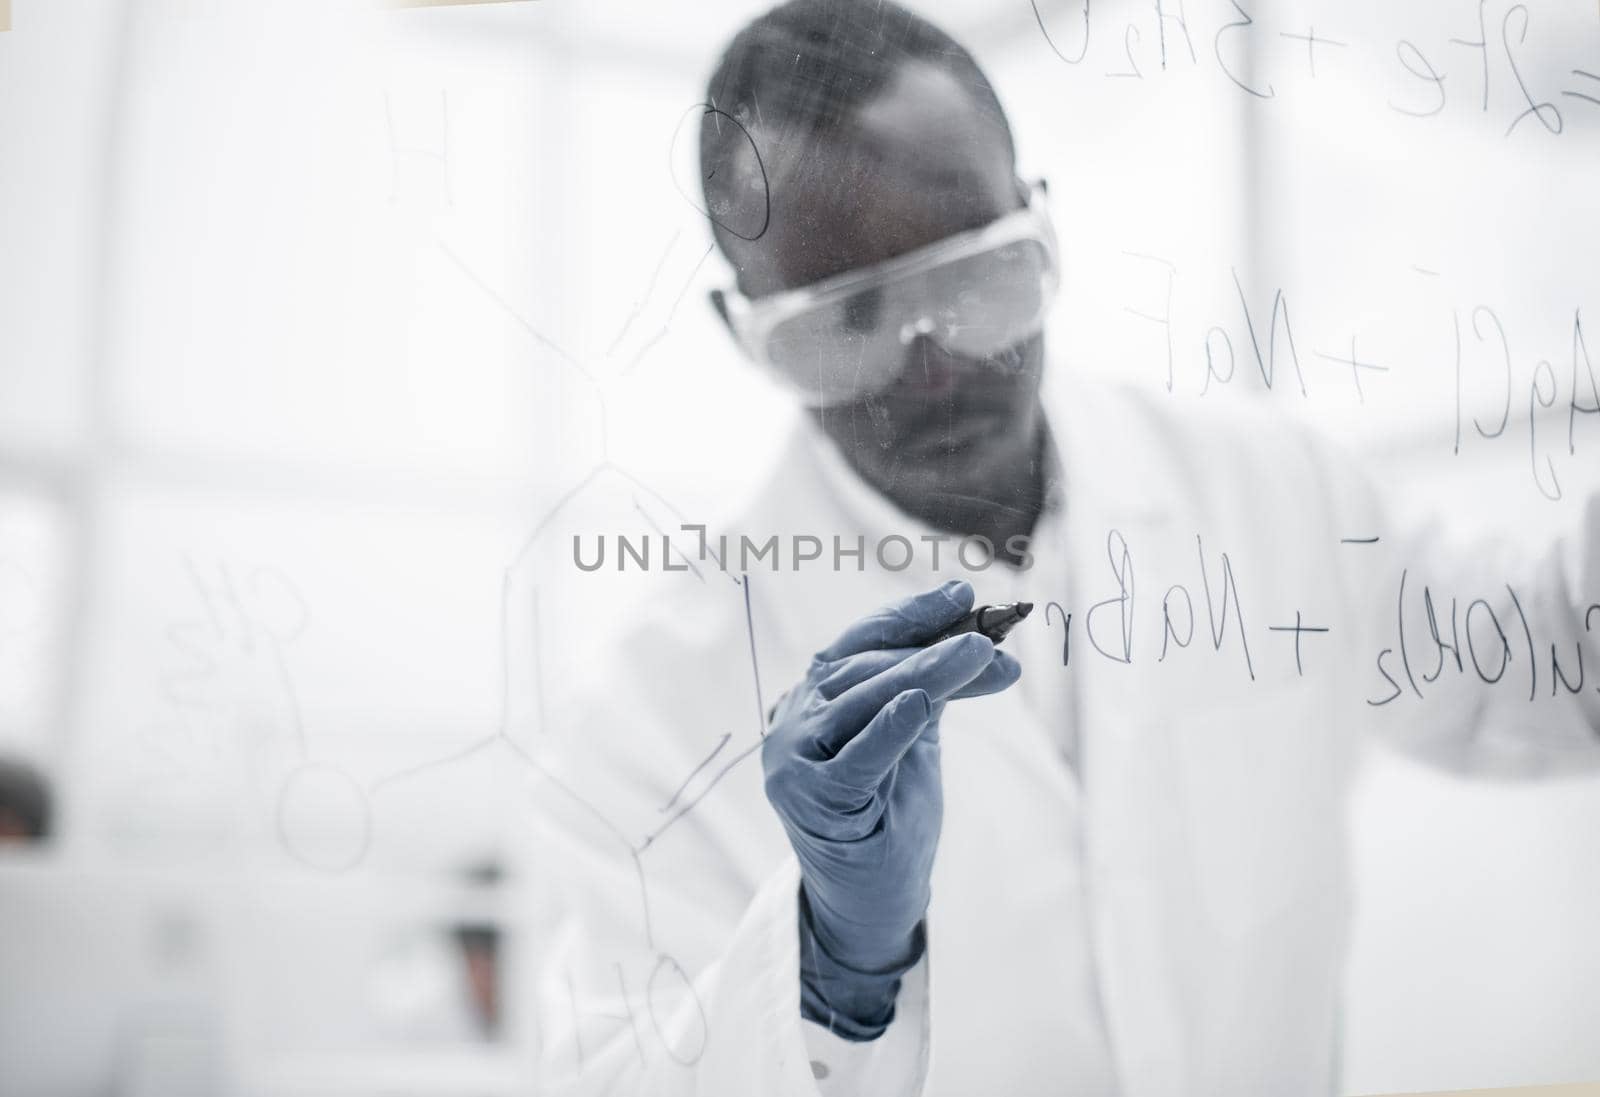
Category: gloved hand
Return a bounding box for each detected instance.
[762,579,1022,1040]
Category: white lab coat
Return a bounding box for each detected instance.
[526,378,1600,1096]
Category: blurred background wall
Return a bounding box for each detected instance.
[1,0,1598,1093]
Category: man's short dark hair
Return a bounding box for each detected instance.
[698,0,1015,245]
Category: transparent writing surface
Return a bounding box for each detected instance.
[0,0,1597,1094]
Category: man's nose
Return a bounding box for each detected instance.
[898,314,940,345]
[890,332,972,397]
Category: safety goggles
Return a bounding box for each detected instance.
[711,182,1059,408]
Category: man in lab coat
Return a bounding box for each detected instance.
[527,2,1600,1094]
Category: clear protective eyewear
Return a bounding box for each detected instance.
[711,181,1059,408]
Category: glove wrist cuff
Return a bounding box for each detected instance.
[797,885,926,1042]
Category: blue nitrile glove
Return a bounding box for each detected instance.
[762,579,1023,1040]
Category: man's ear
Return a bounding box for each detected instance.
[708,288,734,334]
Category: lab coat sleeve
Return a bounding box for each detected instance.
[523,581,931,1096]
[531,830,931,1096]
[1323,437,1600,776]
[803,953,930,1097]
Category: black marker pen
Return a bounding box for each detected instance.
[926,601,1034,646]
[766,601,1035,726]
